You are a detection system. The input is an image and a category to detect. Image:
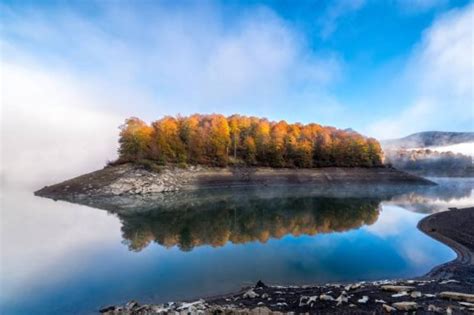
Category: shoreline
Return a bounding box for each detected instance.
[100,207,474,314]
[35,163,434,203]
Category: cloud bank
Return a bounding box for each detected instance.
[368,4,474,139]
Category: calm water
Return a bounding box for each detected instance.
[1,178,473,315]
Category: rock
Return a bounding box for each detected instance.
[410,291,422,298]
[425,293,436,298]
[357,296,369,303]
[440,279,460,284]
[255,280,267,289]
[459,302,474,307]
[392,302,418,311]
[125,300,139,310]
[382,304,396,313]
[99,306,115,313]
[319,294,335,301]
[391,291,408,298]
[243,289,259,299]
[439,291,474,302]
[381,285,415,292]
[427,304,443,313]
[335,293,348,306]
[375,299,386,303]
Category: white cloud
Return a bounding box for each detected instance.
[368,4,474,139]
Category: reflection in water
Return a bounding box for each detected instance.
[388,177,474,213]
[2,179,471,314]
[119,197,381,251]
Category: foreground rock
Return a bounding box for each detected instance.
[100,207,474,314]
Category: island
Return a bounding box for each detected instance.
[35,114,433,203]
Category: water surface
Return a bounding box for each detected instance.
[1,178,472,315]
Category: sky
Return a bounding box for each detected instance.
[0,0,473,185]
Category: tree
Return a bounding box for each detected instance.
[118,117,153,162]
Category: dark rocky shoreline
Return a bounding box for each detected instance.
[100,207,474,314]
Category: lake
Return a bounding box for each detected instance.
[1,177,472,315]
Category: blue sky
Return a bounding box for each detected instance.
[1,0,473,182]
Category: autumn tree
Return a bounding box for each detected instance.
[116,114,385,168]
[118,117,153,162]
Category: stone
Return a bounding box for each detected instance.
[439,291,474,302]
[255,280,267,289]
[381,285,415,292]
[427,304,443,313]
[411,291,422,298]
[243,289,259,299]
[391,291,408,298]
[382,304,396,313]
[319,294,334,301]
[357,296,369,303]
[459,302,474,307]
[392,302,418,311]
[99,306,115,313]
[335,293,348,306]
[126,300,139,310]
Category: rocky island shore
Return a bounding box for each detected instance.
[99,207,474,314]
[35,163,434,201]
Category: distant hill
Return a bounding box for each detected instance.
[382,131,474,177]
[382,131,474,149]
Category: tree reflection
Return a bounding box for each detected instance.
[118,196,381,252]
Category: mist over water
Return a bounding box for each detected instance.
[1,177,472,315]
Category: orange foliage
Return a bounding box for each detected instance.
[117,114,383,167]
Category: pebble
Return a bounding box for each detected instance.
[357,296,369,303]
[410,291,422,298]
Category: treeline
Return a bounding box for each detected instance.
[117,114,383,168]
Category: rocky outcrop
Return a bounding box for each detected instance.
[35,163,435,201]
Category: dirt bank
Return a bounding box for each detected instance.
[100,207,474,314]
[35,163,434,201]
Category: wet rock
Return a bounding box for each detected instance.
[410,291,422,298]
[392,301,418,311]
[439,291,474,302]
[381,285,415,292]
[382,304,396,313]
